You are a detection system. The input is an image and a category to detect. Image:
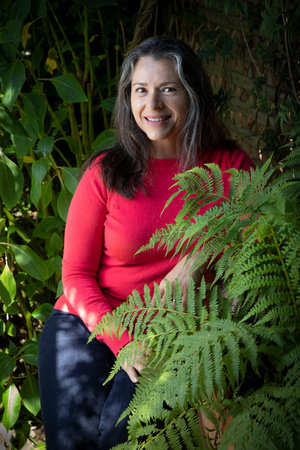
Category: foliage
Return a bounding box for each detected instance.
[93,149,300,449]
[197,0,300,162]
[0,0,137,446]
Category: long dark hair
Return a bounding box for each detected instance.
[87,36,237,198]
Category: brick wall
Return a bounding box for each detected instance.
[191,1,279,161]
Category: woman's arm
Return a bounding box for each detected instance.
[60,163,131,355]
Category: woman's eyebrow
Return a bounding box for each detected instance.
[132,81,180,86]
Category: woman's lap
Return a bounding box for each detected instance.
[38,309,135,450]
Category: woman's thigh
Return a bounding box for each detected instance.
[38,309,115,450]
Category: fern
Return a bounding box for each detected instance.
[92,154,300,449]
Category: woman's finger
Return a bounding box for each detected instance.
[124,365,139,384]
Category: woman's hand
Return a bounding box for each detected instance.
[154,254,203,311]
[121,342,147,384]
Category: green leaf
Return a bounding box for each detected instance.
[6,321,17,337]
[61,167,79,194]
[56,280,63,298]
[2,383,21,430]
[45,231,63,256]
[21,340,38,366]
[22,372,40,416]
[31,157,50,183]
[12,244,49,282]
[0,263,16,306]
[92,128,116,152]
[0,152,24,209]
[0,106,30,139]
[2,61,26,110]
[41,179,53,208]
[0,20,22,46]
[57,187,73,222]
[31,0,47,17]
[11,0,31,20]
[0,217,5,234]
[49,74,88,103]
[7,224,31,243]
[0,353,16,386]
[35,137,54,158]
[0,163,16,209]
[22,91,47,134]
[100,97,116,112]
[32,216,64,239]
[13,115,39,153]
[32,303,53,322]
[30,158,50,207]
[0,318,5,335]
[3,302,19,315]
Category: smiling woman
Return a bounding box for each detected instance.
[130,56,189,158]
[38,36,255,449]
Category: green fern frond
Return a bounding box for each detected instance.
[280,146,300,168]
[212,340,225,392]
[220,384,300,450]
[202,345,214,397]
[223,333,240,385]
[95,157,300,449]
[136,224,173,254]
[283,359,300,386]
[229,273,288,299]
[255,304,295,327]
[241,293,292,323]
[278,344,300,372]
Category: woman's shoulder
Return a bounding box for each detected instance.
[202,147,255,171]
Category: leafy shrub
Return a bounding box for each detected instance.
[93,149,300,449]
[0,0,136,446]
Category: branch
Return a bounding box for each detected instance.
[239,14,262,78]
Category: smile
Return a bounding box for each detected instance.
[145,116,171,123]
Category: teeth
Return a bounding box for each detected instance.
[147,117,167,122]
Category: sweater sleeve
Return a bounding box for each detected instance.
[61,163,131,355]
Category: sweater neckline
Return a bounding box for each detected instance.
[148,157,179,171]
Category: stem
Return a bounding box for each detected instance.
[3,207,15,224]
[239,14,262,77]
[80,102,90,157]
[83,6,90,84]
[87,81,94,150]
[48,2,80,74]
[53,143,73,167]
[97,11,112,97]
[19,296,34,340]
[68,103,83,157]
[49,21,67,73]
[119,20,126,54]
[80,6,91,157]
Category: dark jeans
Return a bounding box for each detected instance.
[38,309,136,450]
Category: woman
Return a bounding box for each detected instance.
[38,36,254,449]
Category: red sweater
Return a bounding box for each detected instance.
[55,148,254,355]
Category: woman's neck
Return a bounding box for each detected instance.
[150,141,178,159]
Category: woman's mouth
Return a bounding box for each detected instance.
[145,116,171,123]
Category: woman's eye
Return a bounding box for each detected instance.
[162,87,176,93]
[136,87,146,93]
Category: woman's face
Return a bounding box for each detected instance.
[130,56,189,158]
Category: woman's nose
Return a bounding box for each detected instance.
[149,90,163,109]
